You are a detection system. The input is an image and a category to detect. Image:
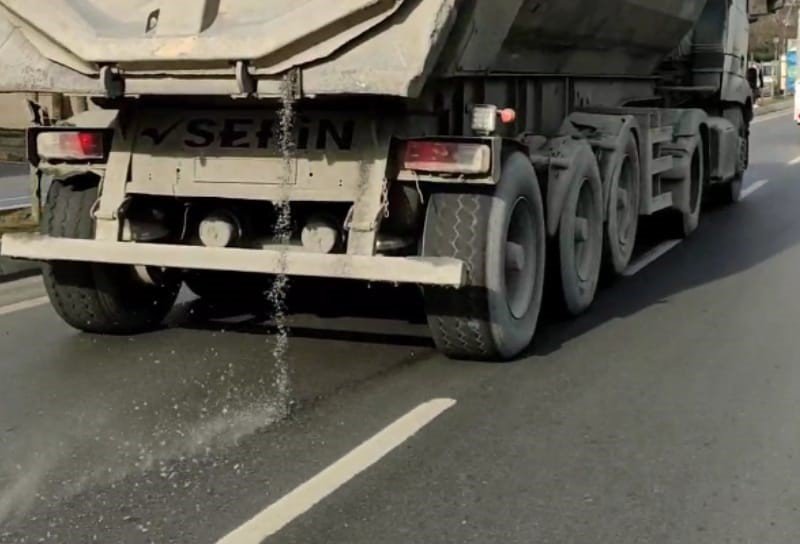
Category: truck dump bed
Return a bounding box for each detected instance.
[0,0,708,97]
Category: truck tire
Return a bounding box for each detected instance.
[557,154,604,316]
[42,177,180,334]
[605,132,641,275]
[715,107,747,204]
[665,136,704,238]
[423,152,546,361]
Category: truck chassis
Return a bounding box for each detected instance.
[2,70,749,359]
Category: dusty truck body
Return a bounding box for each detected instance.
[0,0,782,359]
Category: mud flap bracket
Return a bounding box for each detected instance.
[94,120,136,241]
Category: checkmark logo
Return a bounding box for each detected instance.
[141,119,183,145]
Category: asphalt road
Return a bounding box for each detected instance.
[1,111,800,543]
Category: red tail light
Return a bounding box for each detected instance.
[36,131,106,161]
[401,141,491,175]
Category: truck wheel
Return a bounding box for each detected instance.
[557,161,604,316]
[605,132,641,275]
[423,152,546,361]
[680,140,704,237]
[42,177,180,334]
[716,107,747,204]
[665,136,704,238]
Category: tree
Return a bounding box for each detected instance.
[750,0,799,61]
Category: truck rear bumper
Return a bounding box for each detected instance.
[0,234,466,287]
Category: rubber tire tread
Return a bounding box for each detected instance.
[604,133,641,275]
[718,107,746,205]
[663,137,704,239]
[41,178,178,334]
[424,190,495,360]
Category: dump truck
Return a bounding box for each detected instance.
[0,0,784,360]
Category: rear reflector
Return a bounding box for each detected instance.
[36,131,106,161]
[402,141,491,175]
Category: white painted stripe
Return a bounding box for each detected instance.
[752,110,792,124]
[0,296,49,317]
[0,197,29,211]
[217,398,457,544]
[623,240,682,277]
[0,276,43,291]
[788,156,800,166]
[741,178,770,200]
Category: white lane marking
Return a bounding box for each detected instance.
[623,240,682,277]
[788,156,800,166]
[751,110,792,124]
[0,296,49,317]
[217,398,457,544]
[741,178,770,200]
[0,198,29,211]
[0,275,43,291]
